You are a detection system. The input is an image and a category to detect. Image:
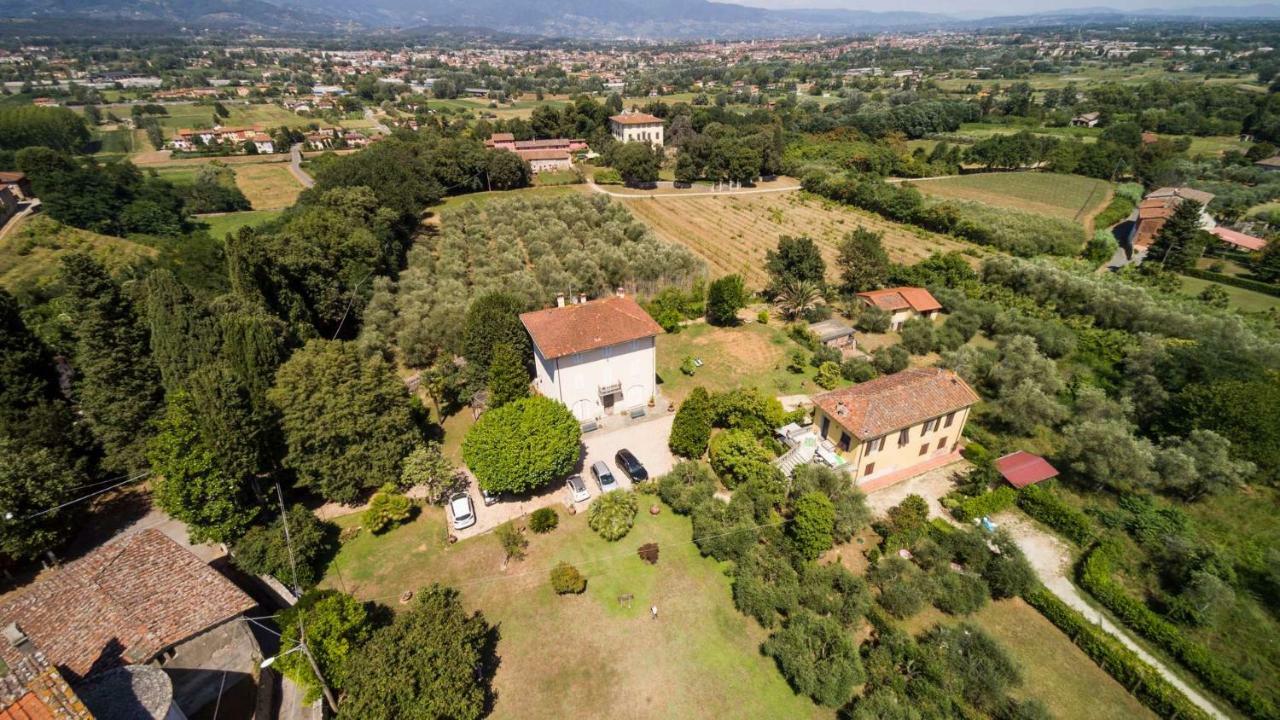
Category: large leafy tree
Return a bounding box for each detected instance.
[836,228,890,294]
[462,395,580,493]
[612,142,660,185]
[338,584,494,720]
[763,609,863,707]
[765,235,826,295]
[277,590,373,704]
[147,391,258,544]
[61,252,163,473]
[400,442,458,504]
[231,505,336,591]
[0,435,81,562]
[705,274,746,326]
[269,339,422,503]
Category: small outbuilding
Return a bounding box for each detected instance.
[994,451,1059,489]
[808,319,855,349]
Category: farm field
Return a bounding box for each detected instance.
[231,162,302,209]
[900,602,1157,720]
[1179,274,1280,313]
[620,191,979,289]
[656,319,825,403]
[103,101,327,139]
[909,172,1112,224]
[433,184,583,211]
[321,504,832,720]
[196,209,283,239]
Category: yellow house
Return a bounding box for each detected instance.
[811,367,979,492]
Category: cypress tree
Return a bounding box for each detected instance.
[61,252,163,473]
[1150,199,1207,272]
[487,343,530,409]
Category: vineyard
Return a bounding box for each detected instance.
[909,172,1112,224]
[619,191,980,288]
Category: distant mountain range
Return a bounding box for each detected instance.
[4,0,1280,38]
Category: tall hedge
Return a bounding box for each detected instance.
[669,387,715,458]
[462,395,581,493]
[1016,485,1095,546]
[1079,541,1277,720]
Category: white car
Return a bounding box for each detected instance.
[566,474,590,503]
[449,492,476,530]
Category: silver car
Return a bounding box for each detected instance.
[566,474,590,503]
[449,492,476,530]
[591,461,619,493]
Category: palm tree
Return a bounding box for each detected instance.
[774,277,823,321]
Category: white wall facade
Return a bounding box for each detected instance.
[611,121,664,146]
[533,337,657,421]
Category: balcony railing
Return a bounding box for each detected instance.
[598,381,622,396]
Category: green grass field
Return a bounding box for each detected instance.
[910,172,1111,224]
[322,504,831,720]
[655,319,825,403]
[433,184,583,211]
[1179,274,1280,313]
[0,216,157,296]
[102,102,325,139]
[196,209,283,239]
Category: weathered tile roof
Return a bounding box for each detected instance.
[995,451,1059,489]
[609,112,663,125]
[813,367,979,440]
[521,295,663,360]
[0,648,92,720]
[856,287,942,314]
[0,530,253,681]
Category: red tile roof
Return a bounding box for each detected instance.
[856,287,942,314]
[0,650,92,720]
[813,367,979,440]
[520,295,663,360]
[1210,226,1268,252]
[516,148,572,161]
[489,132,514,142]
[0,530,253,681]
[994,451,1059,489]
[609,112,663,125]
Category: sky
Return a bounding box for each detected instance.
[721,0,1265,15]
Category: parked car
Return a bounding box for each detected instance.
[449,492,476,530]
[481,488,499,506]
[566,474,590,503]
[591,461,619,493]
[614,449,648,482]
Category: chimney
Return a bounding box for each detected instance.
[556,293,565,308]
[615,287,625,298]
[4,623,31,655]
[835,401,848,417]
[579,293,587,305]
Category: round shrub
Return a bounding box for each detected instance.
[587,491,638,541]
[932,570,990,615]
[709,429,775,489]
[462,395,581,494]
[550,562,586,594]
[790,492,836,560]
[669,387,714,458]
[529,507,559,534]
[362,484,413,534]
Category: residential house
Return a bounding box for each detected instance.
[1071,111,1101,127]
[0,172,33,200]
[609,111,664,146]
[483,136,586,173]
[810,367,979,490]
[521,293,663,422]
[0,530,258,718]
[0,187,16,227]
[0,640,94,720]
[1128,186,1216,252]
[855,287,942,330]
[1254,154,1280,172]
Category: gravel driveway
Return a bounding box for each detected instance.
[450,414,675,539]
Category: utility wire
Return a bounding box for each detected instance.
[16,472,149,521]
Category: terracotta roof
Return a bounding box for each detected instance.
[512,138,572,149]
[609,112,663,125]
[0,173,25,184]
[489,132,514,142]
[0,530,253,681]
[856,287,942,314]
[516,148,571,161]
[1148,186,1215,205]
[0,650,92,720]
[1254,155,1280,168]
[521,295,663,360]
[1209,226,1268,252]
[813,367,979,440]
[994,451,1059,489]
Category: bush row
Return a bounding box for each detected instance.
[1079,541,1278,720]
[947,486,1017,523]
[1182,268,1280,299]
[802,170,1083,257]
[1092,194,1136,229]
[1023,586,1213,720]
[1015,485,1095,546]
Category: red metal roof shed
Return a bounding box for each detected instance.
[994,451,1059,489]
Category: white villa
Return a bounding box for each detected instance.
[520,293,663,422]
[609,111,664,146]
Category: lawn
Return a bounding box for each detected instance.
[909,172,1112,225]
[433,184,583,212]
[231,162,302,210]
[0,216,157,295]
[899,602,1156,720]
[620,191,979,289]
[196,209,283,239]
[1185,135,1253,157]
[1179,274,1280,313]
[655,319,824,404]
[321,505,832,720]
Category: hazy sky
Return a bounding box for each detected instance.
[720,0,1258,15]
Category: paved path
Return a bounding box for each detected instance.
[288,143,314,188]
[862,468,1229,719]
[363,107,391,135]
[0,199,39,242]
[585,176,800,199]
